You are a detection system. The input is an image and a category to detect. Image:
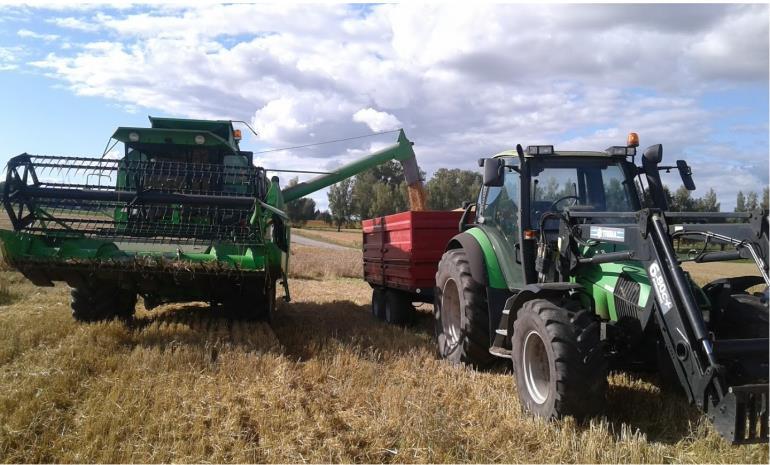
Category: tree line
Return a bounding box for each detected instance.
[283,161,481,229]
[659,185,768,213]
[286,164,769,229]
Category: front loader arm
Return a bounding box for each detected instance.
[565,209,769,444]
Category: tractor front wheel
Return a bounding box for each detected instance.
[70,283,136,322]
[434,249,494,369]
[511,298,607,420]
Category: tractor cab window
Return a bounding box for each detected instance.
[479,165,520,241]
[529,159,637,227]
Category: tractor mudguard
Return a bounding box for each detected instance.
[446,232,489,286]
[503,283,583,333]
[445,228,507,290]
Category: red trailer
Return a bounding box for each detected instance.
[362,210,463,324]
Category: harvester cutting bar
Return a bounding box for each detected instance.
[2,153,268,245]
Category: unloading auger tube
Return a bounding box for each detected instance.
[0,116,425,321]
[281,129,426,209]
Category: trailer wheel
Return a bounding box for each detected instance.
[511,299,607,420]
[434,249,493,368]
[384,290,413,325]
[371,288,386,320]
[71,284,136,322]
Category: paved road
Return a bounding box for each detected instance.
[292,233,354,250]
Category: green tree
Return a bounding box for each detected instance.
[328,178,354,231]
[762,187,769,211]
[604,178,626,211]
[426,168,482,210]
[367,182,409,218]
[351,161,412,219]
[670,186,694,211]
[746,191,759,211]
[284,177,317,226]
[735,191,746,212]
[316,210,333,226]
[696,188,720,212]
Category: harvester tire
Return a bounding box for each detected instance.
[223,279,276,321]
[384,289,412,325]
[511,299,607,420]
[434,249,494,369]
[371,288,386,320]
[70,284,136,322]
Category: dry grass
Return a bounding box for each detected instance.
[294,228,363,249]
[683,261,761,287]
[0,254,767,462]
[288,245,362,280]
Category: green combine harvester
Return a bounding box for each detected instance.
[0,116,423,321]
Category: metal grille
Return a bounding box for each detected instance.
[614,271,642,319]
[3,154,269,246]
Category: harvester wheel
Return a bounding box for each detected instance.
[222,279,277,321]
[434,249,494,369]
[384,290,412,325]
[512,299,607,420]
[371,288,386,320]
[70,284,136,322]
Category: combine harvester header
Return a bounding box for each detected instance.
[0,116,424,321]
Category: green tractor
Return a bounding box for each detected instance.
[434,134,768,444]
[0,116,423,321]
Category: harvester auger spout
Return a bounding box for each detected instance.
[0,117,424,323]
[280,129,426,210]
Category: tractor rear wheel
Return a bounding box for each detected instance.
[434,249,494,369]
[511,298,607,420]
[71,283,136,322]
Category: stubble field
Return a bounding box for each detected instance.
[0,244,767,463]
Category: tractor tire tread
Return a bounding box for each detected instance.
[513,299,607,420]
[434,249,494,369]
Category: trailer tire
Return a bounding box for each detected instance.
[384,289,412,325]
[434,249,494,369]
[512,299,607,420]
[371,288,386,320]
[71,284,136,322]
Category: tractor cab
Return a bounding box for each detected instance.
[472,137,647,287]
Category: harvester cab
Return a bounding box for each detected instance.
[435,133,768,444]
[0,116,424,323]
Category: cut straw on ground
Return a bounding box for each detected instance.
[0,248,766,463]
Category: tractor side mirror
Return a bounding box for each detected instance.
[677,160,696,191]
[643,144,663,164]
[483,158,505,187]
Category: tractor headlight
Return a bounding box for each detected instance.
[128,132,140,142]
[194,134,206,145]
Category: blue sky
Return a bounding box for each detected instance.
[0,3,767,211]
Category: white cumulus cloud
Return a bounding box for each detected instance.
[11,3,769,211]
[352,108,402,132]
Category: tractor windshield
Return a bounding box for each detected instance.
[530,158,638,226]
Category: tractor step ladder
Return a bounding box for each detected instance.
[489,299,515,359]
